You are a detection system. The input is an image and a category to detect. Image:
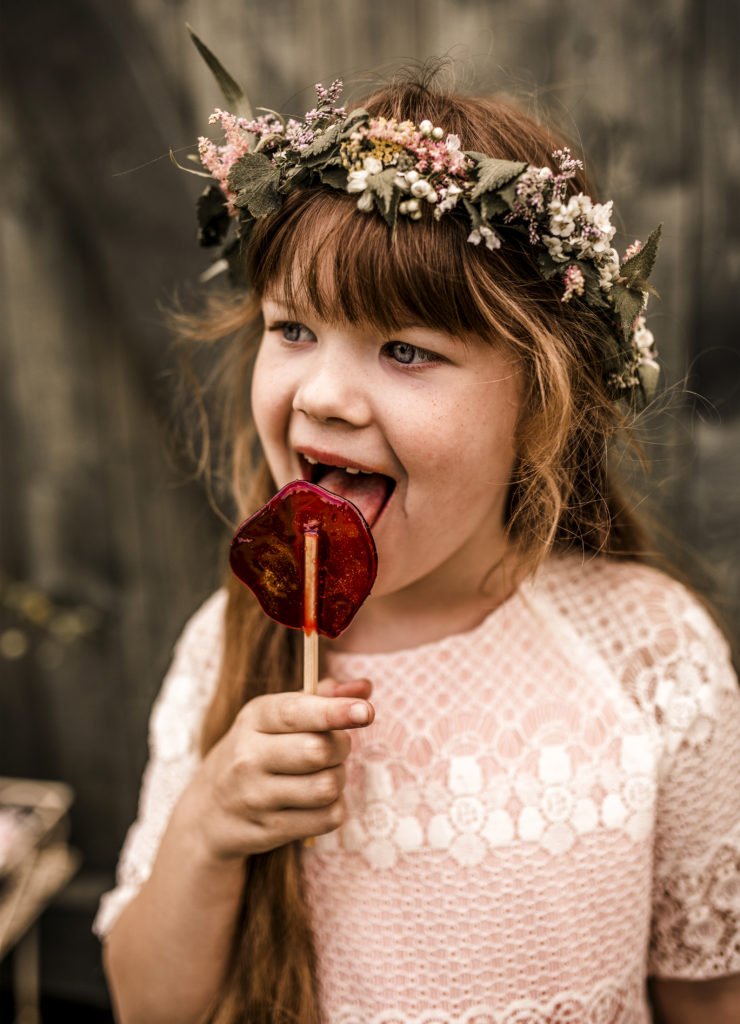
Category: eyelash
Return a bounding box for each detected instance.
[267,321,440,368]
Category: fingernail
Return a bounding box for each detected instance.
[349,702,369,724]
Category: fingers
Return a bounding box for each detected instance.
[250,763,347,812]
[245,686,375,736]
[261,728,351,775]
[316,677,373,700]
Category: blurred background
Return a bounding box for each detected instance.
[0,0,738,1019]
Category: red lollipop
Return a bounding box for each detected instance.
[230,480,378,690]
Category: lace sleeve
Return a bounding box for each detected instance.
[647,592,740,979]
[92,589,228,941]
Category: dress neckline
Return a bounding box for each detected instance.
[324,562,547,664]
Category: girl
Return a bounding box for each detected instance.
[94,62,740,1024]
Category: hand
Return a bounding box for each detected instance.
[187,678,374,859]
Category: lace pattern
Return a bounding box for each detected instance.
[93,553,740,1022]
[92,590,227,938]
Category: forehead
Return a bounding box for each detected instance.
[250,191,501,340]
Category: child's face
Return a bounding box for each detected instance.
[253,295,522,606]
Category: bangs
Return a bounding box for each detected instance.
[246,188,508,341]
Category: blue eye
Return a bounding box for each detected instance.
[384,341,437,366]
[271,321,314,343]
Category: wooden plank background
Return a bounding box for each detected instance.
[0,0,738,1010]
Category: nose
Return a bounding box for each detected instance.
[292,346,372,427]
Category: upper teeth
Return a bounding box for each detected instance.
[303,455,369,474]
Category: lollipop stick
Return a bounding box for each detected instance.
[303,530,319,695]
[303,530,319,849]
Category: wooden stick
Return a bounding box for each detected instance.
[303,530,319,849]
[303,530,319,695]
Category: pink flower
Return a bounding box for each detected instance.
[562,264,585,303]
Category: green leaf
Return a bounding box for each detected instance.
[580,263,610,309]
[611,283,645,343]
[319,165,349,190]
[366,168,398,218]
[470,158,526,201]
[462,198,482,231]
[339,109,370,136]
[535,249,563,282]
[620,224,662,291]
[480,193,508,220]
[228,152,282,217]
[637,359,661,406]
[300,121,343,160]
[196,184,231,247]
[187,25,253,118]
[497,178,521,211]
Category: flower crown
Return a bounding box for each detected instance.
[180,30,662,410]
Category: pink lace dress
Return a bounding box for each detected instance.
[94,552,740,1023]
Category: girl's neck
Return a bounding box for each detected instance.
[326,546,525,656]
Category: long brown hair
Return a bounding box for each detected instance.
[171,67,731,1023]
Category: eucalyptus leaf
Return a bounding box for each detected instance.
[187,25,253,118]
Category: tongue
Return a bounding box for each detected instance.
[318,469,389,528]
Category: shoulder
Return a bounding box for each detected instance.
[540,550,730,656]
[170,587,229,667]
[538,552,736,723]
[149,588,229,759]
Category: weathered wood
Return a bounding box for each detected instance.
[0,0,738,1008]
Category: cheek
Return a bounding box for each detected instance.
[251,348,289,443]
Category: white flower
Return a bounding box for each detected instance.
[598,247,620,290]
[549,200,577,238]
[591,200,615,235]
[346,169,369,193]
[362,156,383,175]
[467,225,501,251]
[632,315,655,353]
[356,190,374,212]
[410,179,432,198]
[435,183,463,216]
[405,169,420,184]
[445,133,461,152]
[543,235,568,262]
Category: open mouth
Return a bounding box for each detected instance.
[298,455,396,528]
